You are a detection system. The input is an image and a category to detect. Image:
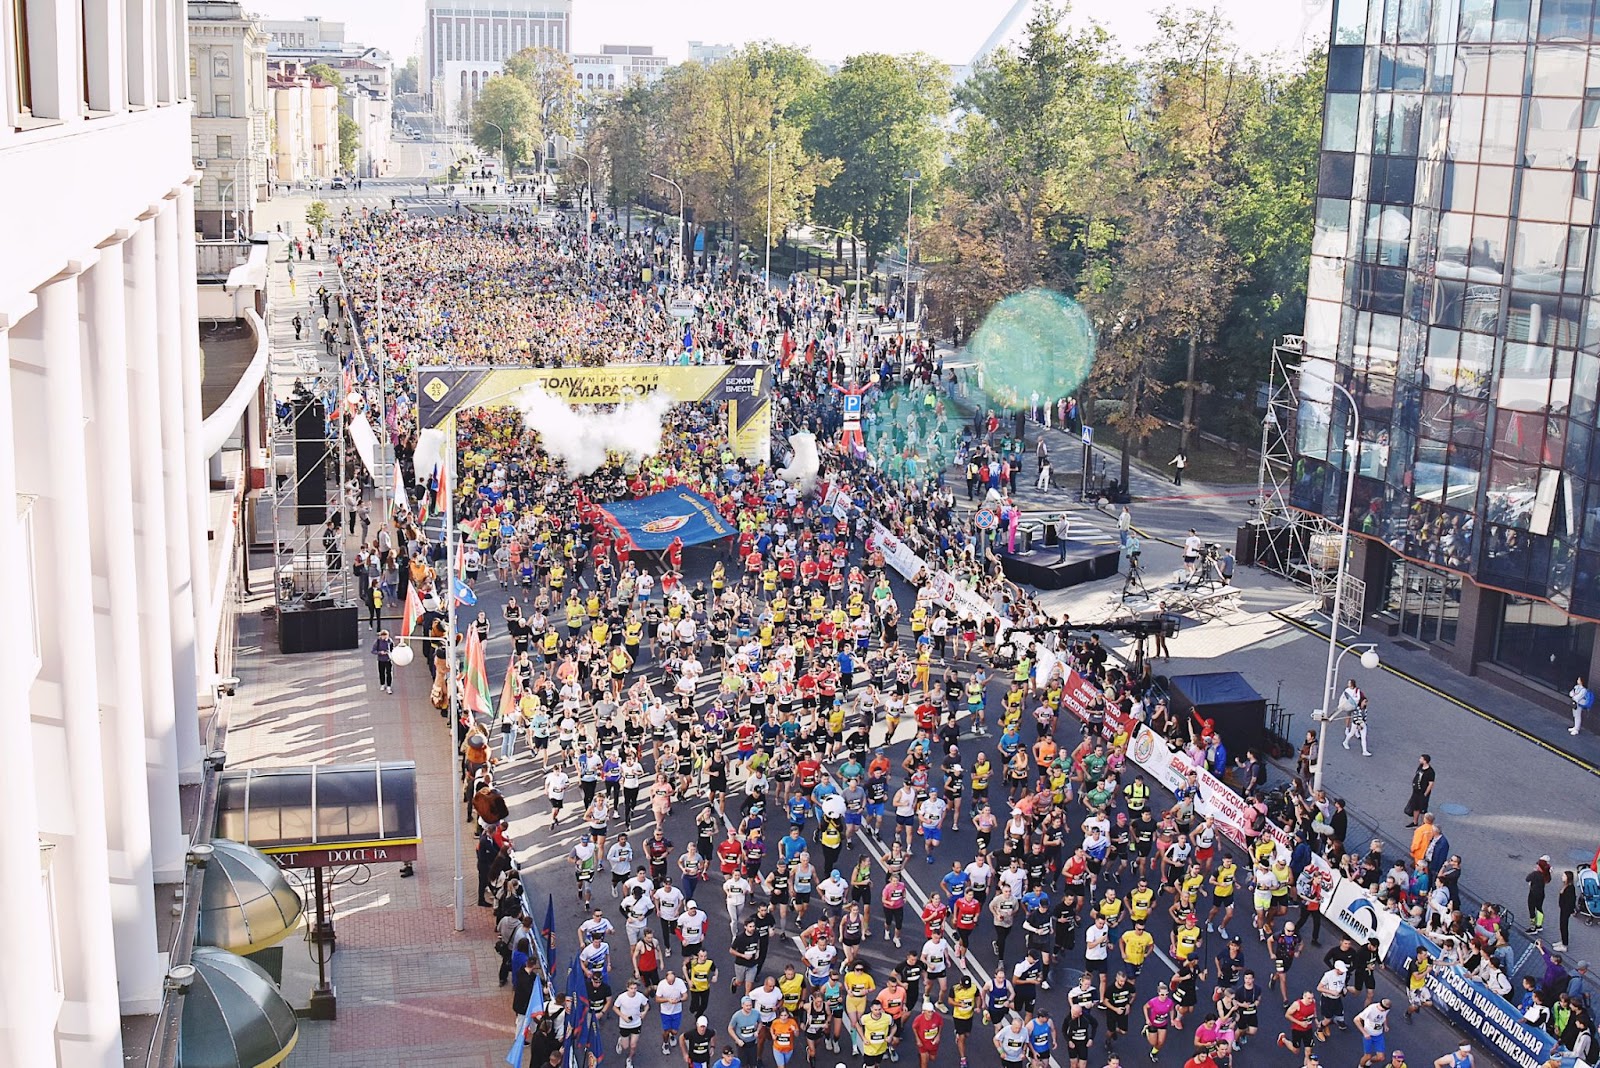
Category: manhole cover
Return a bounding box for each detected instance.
[1440,803,1472,816]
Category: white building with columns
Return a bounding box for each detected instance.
[0,0,224,1064]
[423,0,571,118]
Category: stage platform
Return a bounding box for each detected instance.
[999,536,1123,590]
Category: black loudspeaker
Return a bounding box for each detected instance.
[278,603,360,653]
[294,399,329,526]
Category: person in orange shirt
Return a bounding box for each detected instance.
[768,1006,800,1068]
[878,976,910,1025]
[1032,736,1059,773]
[1410,813,1440,866]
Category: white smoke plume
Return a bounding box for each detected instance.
[777,430,820,494]
[510,385,673,477]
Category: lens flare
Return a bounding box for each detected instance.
[967,289,1096,409]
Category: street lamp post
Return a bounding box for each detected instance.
[572,152,593,265]
[1312,380,1369,792]
[649,172,685,284]
[764,141,776,289]
[481,120,505,183]
[901,171,920,323]
[1313,641,1381,791]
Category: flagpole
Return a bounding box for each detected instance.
[377,259,389,521]
[446,423,466,933]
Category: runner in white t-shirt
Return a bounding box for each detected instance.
[614,978,652,1068]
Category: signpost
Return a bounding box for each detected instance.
[1080,426,1095,501]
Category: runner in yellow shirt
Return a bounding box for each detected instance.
[1206,858,1238,936]
[859,1003,895,1065]
[1119,921,1155,978]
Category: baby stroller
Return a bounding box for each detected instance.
[1579,865,1600,926]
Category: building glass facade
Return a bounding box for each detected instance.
[1299,0,1600,686]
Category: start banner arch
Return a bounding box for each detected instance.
[414,362,773,463]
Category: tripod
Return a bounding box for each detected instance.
[1121,557,1150,602]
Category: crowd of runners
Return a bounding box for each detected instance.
[313,203,1591,1068]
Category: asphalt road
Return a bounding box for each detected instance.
[435,541,1469,1068]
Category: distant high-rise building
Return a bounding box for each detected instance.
[570,45,669,96]
[1298,0,1600,703]
[423,0,573,119]
[687,40,735,63]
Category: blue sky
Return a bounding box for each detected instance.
[251,0,1324,71]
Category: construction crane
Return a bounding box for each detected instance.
[1297,0,1333,55]
[971,0,1035,68]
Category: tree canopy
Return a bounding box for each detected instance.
[576,2,1323,453]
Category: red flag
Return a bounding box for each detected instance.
[462,628,492,716]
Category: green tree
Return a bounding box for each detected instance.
[503,46,579,164]
[305,200,330,233]
[678,48,839,272]
[947,6,1134,293]
[807,52,950,270]
[1212,50,1325,434]
[304,63,343,88]
[588,83,656,230]
[338,112,359,173]
[472,75,538,173]
[395,56,419,95]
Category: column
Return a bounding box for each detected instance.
[0,297,60,1068]
[11,262,125,1068]
[154,196,204,780]
[126,211,188,881]
[84,234,165,1012]
[175,183,216,704]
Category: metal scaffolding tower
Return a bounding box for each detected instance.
[1252,334,1347,604]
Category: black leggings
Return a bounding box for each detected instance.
[377,660,393,687]
[1295,904,1323,942]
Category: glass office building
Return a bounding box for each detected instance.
[1296,0,1600,698]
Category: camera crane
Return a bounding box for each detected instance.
[1000,613,1180,678]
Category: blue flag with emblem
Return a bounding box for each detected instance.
[598,489,732,551]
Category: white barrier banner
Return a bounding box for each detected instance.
[1126,726,1292,862]
[869,523,1007,630]
[1322,870,1402,956]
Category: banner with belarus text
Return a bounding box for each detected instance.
[600,489,733,551]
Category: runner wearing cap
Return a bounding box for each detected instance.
[1315,959,1350,1039]
[680,1016,715,1068]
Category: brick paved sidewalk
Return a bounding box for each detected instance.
[228,569,517,1068]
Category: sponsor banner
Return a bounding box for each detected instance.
[1059,669,1106,726]
[1385,924,1556,1068]
[869,523,929,583]
[1321,871,1402,956]
[601,489,734,551]
[727,398,773,465]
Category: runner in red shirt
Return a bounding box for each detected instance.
[920,898,948,939]
[951,890,983,960]
[911,1004,944,1068]
[1277,991,1319,1066]
[796,756,823,794]
[717,836,744,877]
